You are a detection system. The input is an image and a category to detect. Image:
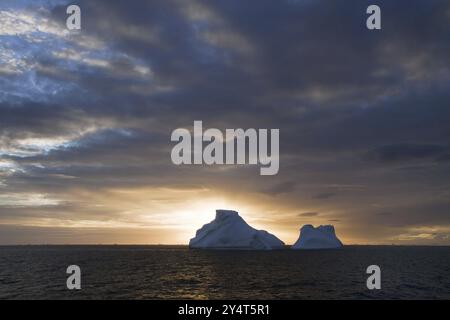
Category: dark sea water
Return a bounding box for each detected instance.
[0,245,449,299]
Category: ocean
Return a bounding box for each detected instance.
[0,245,448,299]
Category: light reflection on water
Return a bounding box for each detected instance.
[0,245,449,299]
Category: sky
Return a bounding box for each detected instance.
[0,0,449,245]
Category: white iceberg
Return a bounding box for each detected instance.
[292,224,343,249]
[189,209,285,250]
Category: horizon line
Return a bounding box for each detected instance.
[1,243,449,247]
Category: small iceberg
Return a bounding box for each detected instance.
[189,209,285,250]
[292,224,343,249]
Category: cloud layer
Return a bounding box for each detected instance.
[0,0,449,244]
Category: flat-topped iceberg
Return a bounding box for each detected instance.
[292,224,343,249]
[189,209,285,250]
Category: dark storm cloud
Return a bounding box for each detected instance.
[376,212,392,216]
[366,143,450,163]
[1,0,450,243]
[367,201,450,228]
[11,128,170,164]
[313,192,336,200]
[298,212,319,217]
[260,181,296,196]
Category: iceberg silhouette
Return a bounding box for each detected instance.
[292,224,343,249]
[189,209,285,250]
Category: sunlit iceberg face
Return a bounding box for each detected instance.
[189,209,285,250]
